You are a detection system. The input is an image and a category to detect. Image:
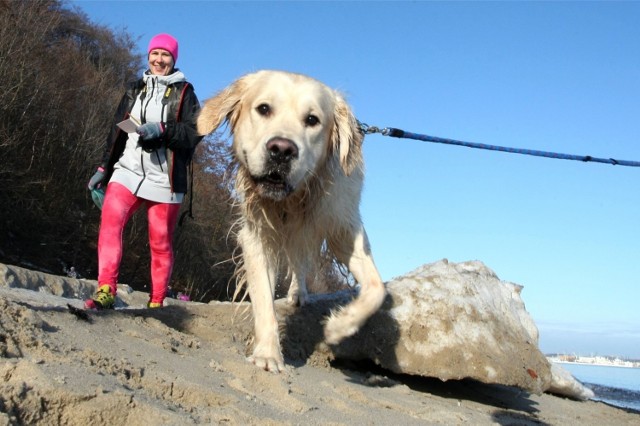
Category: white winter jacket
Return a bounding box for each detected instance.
[110,70,188,203]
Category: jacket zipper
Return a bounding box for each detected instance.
[133,151,145,196]
[155,150,164,172]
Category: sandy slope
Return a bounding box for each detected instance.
[0,275,638,425]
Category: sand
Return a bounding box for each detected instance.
[0,269,638,425]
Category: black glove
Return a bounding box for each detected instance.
[138,137,165,153]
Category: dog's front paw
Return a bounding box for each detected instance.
[324,309,359,345]
[247,348,286,373]
[286,285,309,306]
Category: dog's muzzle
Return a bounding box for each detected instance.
[266,137,298,164]
[253,137,298,200]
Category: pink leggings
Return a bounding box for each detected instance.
[98,182,181,304]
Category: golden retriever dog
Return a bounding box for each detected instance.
[197,70,386,372]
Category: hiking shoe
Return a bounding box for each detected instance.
[84,284,115,310]
[147,302,163,309]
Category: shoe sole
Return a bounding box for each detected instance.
[84,299,114,310]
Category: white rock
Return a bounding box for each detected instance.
[547,363,595,401]
[327,259,552,394]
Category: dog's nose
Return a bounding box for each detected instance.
[266,137,298,163]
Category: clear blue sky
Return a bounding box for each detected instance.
[70,1,639,359]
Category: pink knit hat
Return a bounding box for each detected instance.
[148,33,179,64]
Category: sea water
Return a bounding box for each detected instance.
[554,362,640,411]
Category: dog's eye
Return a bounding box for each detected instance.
[305,114,320,127]
[256,103,271,117]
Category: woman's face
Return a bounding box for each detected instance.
[148,48,174,76]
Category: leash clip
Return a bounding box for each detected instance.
[358,120,388,135]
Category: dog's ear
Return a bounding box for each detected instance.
[332,94,364,176]
[196,78,246,136]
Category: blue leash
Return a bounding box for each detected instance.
[360,123,640,168]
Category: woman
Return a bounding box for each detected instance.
[86,33,202,309]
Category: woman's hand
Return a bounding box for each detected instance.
[88,167,105,189]
[136,122,165,140]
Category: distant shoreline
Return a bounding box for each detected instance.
[550,359,640,369]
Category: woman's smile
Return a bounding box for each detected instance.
[148,48,174,76]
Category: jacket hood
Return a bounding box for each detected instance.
[143,69,187,86]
